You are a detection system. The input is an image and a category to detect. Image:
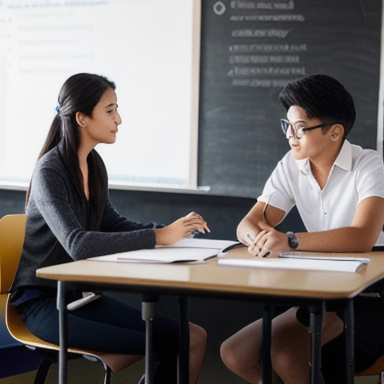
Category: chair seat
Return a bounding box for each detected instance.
[0,294,20,349]
[6,296,108,359]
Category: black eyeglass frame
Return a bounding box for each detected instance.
[280,119,330,139]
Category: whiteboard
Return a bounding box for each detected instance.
[0,0,201,192]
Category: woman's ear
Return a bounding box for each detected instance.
[329,124,344,142]
[76,112,87,127]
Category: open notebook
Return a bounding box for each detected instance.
[88,238,238,264]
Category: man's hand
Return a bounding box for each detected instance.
[246,221,290,257]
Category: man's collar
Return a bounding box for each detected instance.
[334,140,352,171]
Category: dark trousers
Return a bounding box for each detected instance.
[20,293,179,384]
[295,295,384,384]
[321,296,384,384]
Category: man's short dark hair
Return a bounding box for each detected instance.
[279,74,356,138]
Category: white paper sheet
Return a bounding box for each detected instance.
[218,257,367,273]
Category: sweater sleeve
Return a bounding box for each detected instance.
[101,197,162,232]
[31,162,157,261]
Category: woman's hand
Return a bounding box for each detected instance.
[246,221,290,257]
[154,212,210,246]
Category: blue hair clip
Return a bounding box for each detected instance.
[55,105,60,113]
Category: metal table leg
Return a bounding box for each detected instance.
[178,296,190,384]
[261,305,273,384]
[142,295,159,384]
[343,299,354,384]
[309,303,325,384]
[57,281,68,384]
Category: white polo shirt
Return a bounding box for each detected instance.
[258,140,384,244]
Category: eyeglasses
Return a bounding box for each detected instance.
[280,119,329,140]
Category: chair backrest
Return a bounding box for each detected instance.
[0,214,27,294]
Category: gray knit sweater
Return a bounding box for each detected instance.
[11,146,157,292]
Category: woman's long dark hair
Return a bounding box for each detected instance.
[26,73,116,218]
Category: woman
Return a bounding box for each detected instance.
[10,73,209,384]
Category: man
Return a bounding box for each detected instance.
[220,74,384,384]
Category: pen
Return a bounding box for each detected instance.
[218,242,245,256]
[246,233,255,248]
[220,242,245,253]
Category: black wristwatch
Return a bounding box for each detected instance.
[286,231,299,249]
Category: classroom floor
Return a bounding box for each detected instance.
[0,354,380,384]
[0,350,246,384]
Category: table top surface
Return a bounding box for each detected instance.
[36,247,384,300]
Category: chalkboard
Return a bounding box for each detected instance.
[198,0,382,198]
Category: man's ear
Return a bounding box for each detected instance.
[329,124,344,142]
[76,112,87,127]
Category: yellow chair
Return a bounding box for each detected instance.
[0,214,112,384]
[355,356,384,384]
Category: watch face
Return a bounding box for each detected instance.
[287,232,298,249]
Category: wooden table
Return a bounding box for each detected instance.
[37,247,384,384]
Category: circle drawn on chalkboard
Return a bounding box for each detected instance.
[213,1,226,16]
